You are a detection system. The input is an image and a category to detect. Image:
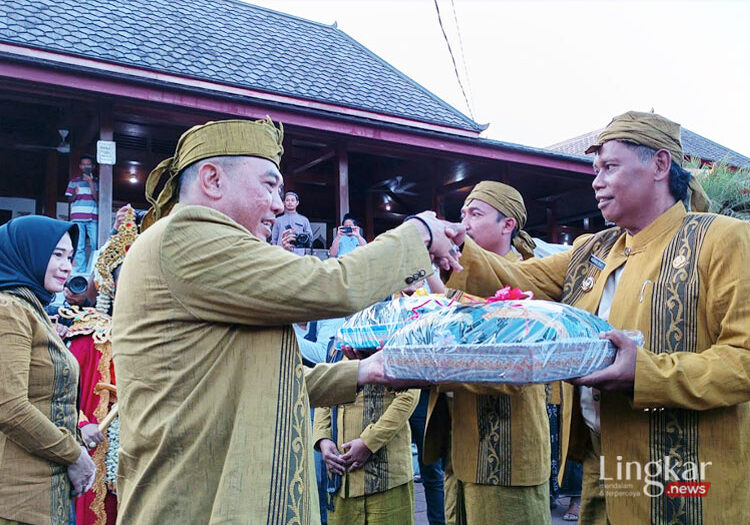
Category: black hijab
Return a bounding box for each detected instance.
[0,215,79,305]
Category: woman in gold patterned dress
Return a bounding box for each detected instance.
[0,215,96,525]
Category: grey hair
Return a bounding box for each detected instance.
[621,141,691,202]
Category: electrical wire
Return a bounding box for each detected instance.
[433,0,475,119]
[449,0,475,108]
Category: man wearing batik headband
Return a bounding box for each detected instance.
[461,180,536,260]
[422,180,552,525]
[441,111,750,524]
[112,117,466,524]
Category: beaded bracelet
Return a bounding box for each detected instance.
[404,215,433,250]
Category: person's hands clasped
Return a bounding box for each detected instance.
[67,446,96,497]
[81,423,105,450]
[406,212,465,272]
[318,438,347,476]
[280,228,297,252]
[340,438,372,472]
[570,330,637,392]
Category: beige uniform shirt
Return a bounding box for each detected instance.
[448,203,750,523]
[113,204,432,525]
[313,381,419,498]
[423,249,550,487]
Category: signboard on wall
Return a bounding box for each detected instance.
[97,140,116,165]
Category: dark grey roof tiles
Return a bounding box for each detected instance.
[0,0,481,132]
[680,129,749,168]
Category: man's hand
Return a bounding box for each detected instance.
[113,204,134,231]
[280,228,296,251]
[341,438,372,472]
[570,330,637,392]
[81,423,105,449]
[67,446,96,497]
[407,212,465,272]
[356,349,433,389]
[343,342,383,361]
[82,172,94,185]
[63,286,89,307]
[49,315,68,338]
[56,323,69,339]
[318,438,347,476]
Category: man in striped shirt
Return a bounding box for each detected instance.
[65,155,99,273]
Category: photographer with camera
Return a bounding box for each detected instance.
[280,224,313,253]
[329,214,367,258]
[270,191,313,246]
[66,155,99,274]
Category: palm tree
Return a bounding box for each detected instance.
[686,157,750,220]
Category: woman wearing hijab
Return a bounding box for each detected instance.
[0,215,97,525]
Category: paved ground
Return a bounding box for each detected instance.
[413,481,577,524]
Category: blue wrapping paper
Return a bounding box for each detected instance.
[383,300,642,384]
[334,294,456,350]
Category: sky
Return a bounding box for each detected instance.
[247,0,749,156]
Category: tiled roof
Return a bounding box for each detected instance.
[680,129,750,168]
[0,0,482,133]
[547,128,750,168]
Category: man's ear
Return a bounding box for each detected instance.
[197,162,223,200]
[503,217,517,235]
[653,149,672,183]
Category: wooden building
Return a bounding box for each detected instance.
[0,0,600,247]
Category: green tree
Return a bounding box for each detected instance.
[686,157,750,220]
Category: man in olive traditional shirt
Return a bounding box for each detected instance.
[112,118,465,525]
[441,111,750,524]
[424,181,551,525]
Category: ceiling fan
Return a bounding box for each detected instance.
[12,129,70,154]
[369,175,419,196]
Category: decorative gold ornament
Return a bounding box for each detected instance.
[58,305,112,344]
[581,277,595,292]
[94,207,138,312]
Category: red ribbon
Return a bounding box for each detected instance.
[485,286,534,303]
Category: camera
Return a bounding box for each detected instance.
[292,232,311,248]
[83,166,92,176]
[65,275,89,295]
[343,226,353,234]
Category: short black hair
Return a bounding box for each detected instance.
[285,191,300,202]
[342,213,358,227]
[495,211,518,239]
[621,141,690,203]
[79,154,95,164]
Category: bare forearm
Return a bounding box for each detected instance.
[329,236,341,257]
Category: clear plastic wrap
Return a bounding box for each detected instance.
[383,300,643,384]
[334,293,472,350]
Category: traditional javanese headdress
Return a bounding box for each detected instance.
[585,110,711,212]
[141,117,284,230]
[94,206,139,313]
[464,181,537,260]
